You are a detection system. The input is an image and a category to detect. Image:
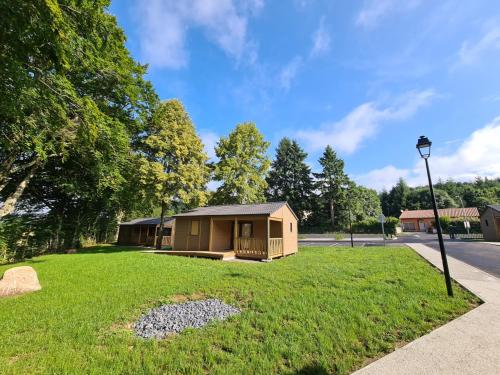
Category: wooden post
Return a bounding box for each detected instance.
[186,220,189,251]
[209,218,213,252]
[198,219,202,251]
[266,217,270,259]
[234,217,238,251]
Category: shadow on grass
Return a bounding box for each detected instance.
[293,364,329,374]
[75,245,145,255]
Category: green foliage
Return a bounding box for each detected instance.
[266,138,315,224]
[380,178,411,217]
[0,246,477,373]
[350,184,382,222]
[140,99,209,209]
[406,188,457,210]
[0,0,158,255]
[312,146,349,230]
[352,217,399,236]
[381,177,500,218]
[212,122,270,204]
[443,217,481,234]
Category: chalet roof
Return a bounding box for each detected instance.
[399,207,480,219]
[119,217,175,226]
[485,205,500,213]
[174,201,296,218]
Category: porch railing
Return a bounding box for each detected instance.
[235,237,266,258]
[234,237,284,259]
[145,235,172,247]
[268,238,283,258]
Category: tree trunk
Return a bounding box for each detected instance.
[156,202,166,249]
[329,199,335,231]
[114,209,125,242]
[0,154,17,190]
[0,162,39,219]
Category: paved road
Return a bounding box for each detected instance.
[425,241,500,278]
[299,234,500,278]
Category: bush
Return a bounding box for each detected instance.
[352,217,398,236]
[431,217,481,234]
[0,215,49,264]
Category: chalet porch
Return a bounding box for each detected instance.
[175,216,285,260]
[210,216,284,259]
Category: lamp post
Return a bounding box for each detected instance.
[416,136,453,297]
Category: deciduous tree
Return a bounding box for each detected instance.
[212,123,270,204]
[140,100,209,248]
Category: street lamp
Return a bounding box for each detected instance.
[416,136,453,297]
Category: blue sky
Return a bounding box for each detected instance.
[109,0,500,191]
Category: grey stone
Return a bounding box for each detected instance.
[134,299,240,339]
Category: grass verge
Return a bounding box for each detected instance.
[0,245,479,374]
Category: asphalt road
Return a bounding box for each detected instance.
[425,241,500,278]
[299,234,500,278]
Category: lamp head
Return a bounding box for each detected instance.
[416,135,431,159]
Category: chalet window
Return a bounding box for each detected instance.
[163,227,172,236]
[403,222,416,231]
[190,220,200,236]
[239,222,253,238]
[290,222,293,232]
[485,219,489,227]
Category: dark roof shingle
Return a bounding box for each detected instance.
[487,205,500,213]
[120,217,174,226]
[173,202,289,217]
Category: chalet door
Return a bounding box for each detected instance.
[418,220,426,231]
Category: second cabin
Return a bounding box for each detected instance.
[172,201,298,260]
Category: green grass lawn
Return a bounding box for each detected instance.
[0,246,478,374]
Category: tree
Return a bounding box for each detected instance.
[313,146,348,231]
[266,138,315,224]
[386,178,411,217]
[212,123,270,204]
[350,184,382,222]
[140,100,209,249]
[406,188,457,210]
[1,0,156,220]
[1,1,157,256]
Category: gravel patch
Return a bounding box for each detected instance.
[134,299,240,339]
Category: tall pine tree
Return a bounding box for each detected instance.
[314,146,348,231]
[266,138,314,224]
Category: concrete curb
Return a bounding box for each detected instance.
[353,243,500,375]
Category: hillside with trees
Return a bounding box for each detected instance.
[380,177,500,217]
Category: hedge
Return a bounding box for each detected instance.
[351,217,399,236]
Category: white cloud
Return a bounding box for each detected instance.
[200,130,219,160]
[310,18,331,58]
[278,56,303,90]
[355,165,411,192]
[296,89,436,154]
[458,23,500,65]
[354,117,500,191]
[135,0,261,69]
[355,0,421,29]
